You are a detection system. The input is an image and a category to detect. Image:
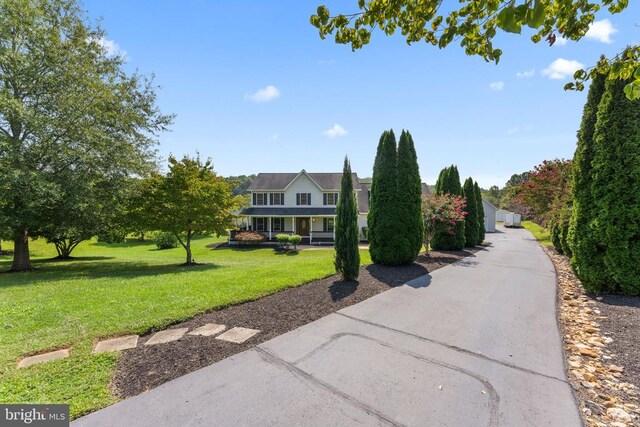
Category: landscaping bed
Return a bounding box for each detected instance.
[112,248,481,398]
[543,246,640,426]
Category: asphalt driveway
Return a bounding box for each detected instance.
[74,226,581,426]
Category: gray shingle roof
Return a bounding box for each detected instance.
[248,171,359,191]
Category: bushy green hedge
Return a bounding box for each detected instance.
[463,177,479,247]
[155,232,178,250]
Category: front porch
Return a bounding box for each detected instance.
[232,216,336,244]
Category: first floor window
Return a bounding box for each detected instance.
[253,217,267,231]
[272,218,284,231]
[323,218,335,232]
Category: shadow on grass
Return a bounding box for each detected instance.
[0,261,220,287]
[39,256,115,263]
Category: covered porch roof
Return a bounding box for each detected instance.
[239,207,336,216]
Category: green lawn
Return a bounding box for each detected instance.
[0,237,371,418]
[521,221,552,246]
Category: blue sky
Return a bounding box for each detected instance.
[84,1,640,188]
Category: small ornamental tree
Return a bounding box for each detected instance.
[590,75,640,295]
[431,166,466,250]
[568,71,608,290]
[334,157,360,281]
[474,181,485,244]
[152,155,244,266]
[368,130,404,265]
[421,194,467,254]
[514,159,572,226]
[397,130,424,263]
[462,177,479,247]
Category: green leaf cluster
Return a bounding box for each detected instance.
[431,166,466,250]
[334,157,360,280]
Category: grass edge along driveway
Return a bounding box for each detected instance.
[0,237,371,418]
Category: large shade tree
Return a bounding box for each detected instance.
[311,1,640,99]
[150,155,244,266]
[0,0,172,271]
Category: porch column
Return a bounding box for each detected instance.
[310,217,313,243]
[292,217,296,234]
[268,217,272,240]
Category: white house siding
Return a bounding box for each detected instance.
[496,209,510,222]
[482,199,497,233]
[282,174,334,208]
[358,214,368,240]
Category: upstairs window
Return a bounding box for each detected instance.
[323,193,339,205]
[296,193,311,206]
[270,193,284,205]
[253,193,267,206]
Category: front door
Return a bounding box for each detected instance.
[296,217,310,241]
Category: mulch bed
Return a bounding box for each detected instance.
[112,247,484,398]
[593,295,640,392]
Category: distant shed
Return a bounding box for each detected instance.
[482,199,498,233]
[496,209,510,222]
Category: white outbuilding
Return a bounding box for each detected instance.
[482,199,498,233]
[496,209,510,222]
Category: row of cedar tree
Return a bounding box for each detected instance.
[334,129,486,281]
[500,68,639,296]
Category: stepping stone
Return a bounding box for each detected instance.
[93,335,139,354]
[215,327,260,344]
[187,323,226,337]
[145,328,189,346]
[18,349,69,368]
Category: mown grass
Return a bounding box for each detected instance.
[521,220,552,246]
[0,236,371,418]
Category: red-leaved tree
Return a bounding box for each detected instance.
[421,194,467,254]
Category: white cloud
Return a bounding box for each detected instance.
[246,85,280,103]
[553,37,568,46]
[91,37,127,58]
[516,69,535,78]
[323,124,348,138]
[585,19,618,44]
[489,81,505,91]
[542,58,584,80]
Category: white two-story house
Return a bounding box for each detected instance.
[237,170,371,243]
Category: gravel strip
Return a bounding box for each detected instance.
[544,246,640,426]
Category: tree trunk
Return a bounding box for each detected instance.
[185,232,192,265]
[11,229,32,271]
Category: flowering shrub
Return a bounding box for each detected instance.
[421,194,467,254]
[234,231,266,245]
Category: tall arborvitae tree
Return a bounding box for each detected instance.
[431,166,466,250]
[368,130,403,265]
[335,157,360,281]
[397,130,424,263]
[474,181,485,244]
[462,178,479,247]
[567,71,609,292]
[590,75,640,295]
